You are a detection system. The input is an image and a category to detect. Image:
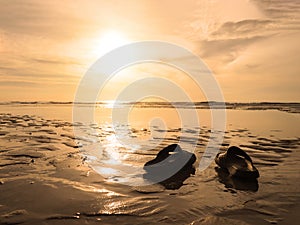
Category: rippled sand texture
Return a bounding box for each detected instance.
[0,112,300,225]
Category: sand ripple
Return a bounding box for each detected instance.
[0,113,299,225]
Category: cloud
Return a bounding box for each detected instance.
[227,31,300,76]
[185,0,299,77]
[0,0,100,40]
[0,59,80,88]
[0,81,37,87]
[211,19,274,39]
[218,31,300,101]
[195,19,275,65]
[251,0,300,29]
[197,35,266,65]
[28,57,82,65]
[185,0,265,40]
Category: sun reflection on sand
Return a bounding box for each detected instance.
[104,134,123,163]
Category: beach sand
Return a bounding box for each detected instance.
[0,103,299,225]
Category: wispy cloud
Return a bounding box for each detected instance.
[0,0,100,39]
[210,19,274,39]
[0,80,39,87]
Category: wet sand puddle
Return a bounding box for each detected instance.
[0,113,299,225]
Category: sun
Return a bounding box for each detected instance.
[92,30,129,57]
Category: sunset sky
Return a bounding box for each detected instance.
[0,0,299,102]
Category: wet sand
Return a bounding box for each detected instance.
[0,104,299,225]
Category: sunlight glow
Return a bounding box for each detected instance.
[92,30,129,57]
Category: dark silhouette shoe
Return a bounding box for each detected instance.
[215,146,259,179]
[144,144,196,189]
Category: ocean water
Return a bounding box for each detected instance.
[0,102,299,225]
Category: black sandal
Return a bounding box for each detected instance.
[215,146,259,179]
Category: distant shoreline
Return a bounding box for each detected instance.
[0,101,299,114]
